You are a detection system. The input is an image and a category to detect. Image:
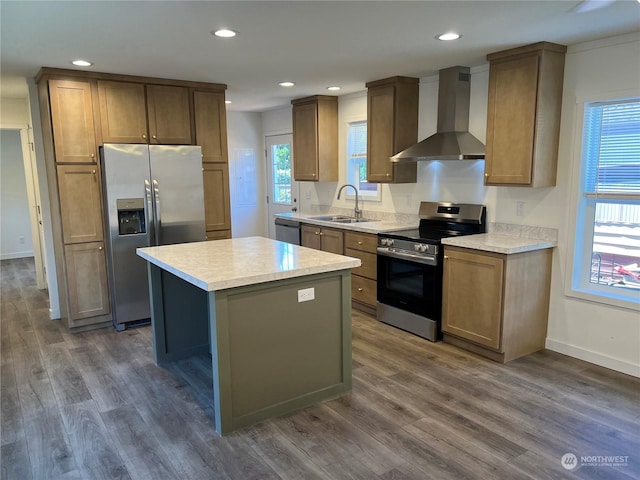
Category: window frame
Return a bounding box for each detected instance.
[565,89,640,311]
[344,118,381,202]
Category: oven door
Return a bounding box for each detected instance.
[377,251,442,321]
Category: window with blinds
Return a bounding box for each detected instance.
[572,97,640,306]
[346,121,380,200]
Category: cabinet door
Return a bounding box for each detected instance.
[301,225,321,250]
[367,85,395,182]
[57,165,104,244]
[320,228,344,255]
[442,248,503,350]
[485,55,539,185]
[194,90,228,163]
[352,274,377,307]
[147,85,192,145]
[64,242,110,321]
[203,163,231,232]
[292,103,319,181]
[49,79,98,163]
[98,80,148,143]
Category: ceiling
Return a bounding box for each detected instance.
[1,1,639,112]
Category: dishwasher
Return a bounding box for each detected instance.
[275,218,301,245]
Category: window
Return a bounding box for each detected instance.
[571,98,640,307]
[346,121,380,200]
[271,142,292,204]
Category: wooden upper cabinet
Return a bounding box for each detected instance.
[291,95,338,182]
[366,77,419,183]
[485,42,566,187]
[194,90,228,162]
[98,80,148,143]
[57,164,104,244]
[146,85,192,144]
[203,163,231,232]
[49,79,98,163]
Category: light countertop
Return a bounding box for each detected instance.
[137,236,361,291]
[442,233,557,254]
[274,212,415,234]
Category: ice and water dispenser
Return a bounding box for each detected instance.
[116,198,146,235]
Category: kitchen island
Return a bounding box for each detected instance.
[136,236,360,435]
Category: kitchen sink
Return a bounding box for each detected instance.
[309,215,378,223]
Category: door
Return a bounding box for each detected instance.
[149,145,206,245]
[146,85,192,145]
[98,80,148,143]
[57,164,104,244]
[203,162,231,233]
[265,134,298,239]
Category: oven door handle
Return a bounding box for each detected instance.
[377,247,438,266]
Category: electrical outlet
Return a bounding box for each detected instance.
[18,236,25,244]
[516,201,525,217]
[305,190,311,200]
[297,287,315,302]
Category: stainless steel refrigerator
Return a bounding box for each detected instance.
[101,143,206,330]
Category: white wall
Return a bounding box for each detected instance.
[260,33,640,375]
[0,129,34,259]
[542,34,640,376]
[227,111,267,238]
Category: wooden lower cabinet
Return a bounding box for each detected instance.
[206,229,231,240]
[301,225,343,255]
[64,242,110,326]
[441,246,552,363]
[344,231,378,313]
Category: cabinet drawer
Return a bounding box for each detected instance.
[352,275,377,306]
[344,231,377,252]
[344,248,376,280]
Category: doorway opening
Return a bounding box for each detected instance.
[0,125,47,289]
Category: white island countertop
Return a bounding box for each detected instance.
[137,236,361,291]
[441,233,557,254]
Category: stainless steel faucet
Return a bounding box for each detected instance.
[337,184,361,219]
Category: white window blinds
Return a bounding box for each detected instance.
[583,99,640,198]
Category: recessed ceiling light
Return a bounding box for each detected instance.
[225,100,232,104]
[437,32,461,41]
[327,86,341,91]
[213,29,237,38]
[71,59,93,67]
[279,82,295,87]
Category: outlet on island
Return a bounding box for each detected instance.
[297,287,315,302]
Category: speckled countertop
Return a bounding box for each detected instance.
[137,236,361,292]
[274,212,415,234]
[441,224,558,254]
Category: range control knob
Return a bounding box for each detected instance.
[380,239,388,246]
[413,244,421,251]
[419,244,429,252]
[387,239,395,247]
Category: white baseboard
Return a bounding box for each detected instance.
[1,251,34,260]
[545,338,640,378]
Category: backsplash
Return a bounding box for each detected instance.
[489,223,558,242]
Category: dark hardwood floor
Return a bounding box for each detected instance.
[1,257,639,480]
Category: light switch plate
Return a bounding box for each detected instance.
[298,287,315,302]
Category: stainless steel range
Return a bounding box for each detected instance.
[377,202,486,341]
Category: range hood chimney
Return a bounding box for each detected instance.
[391,66,485,162]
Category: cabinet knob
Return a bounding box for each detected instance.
[357,288,363,292]
[386,172,391,177]
[90,153,95,159]
[444,255,449,259]
[484,173,489,178]
[142,134,147,139]
[92,169,96,175]
[357,241,363,245]
[98,246,103,251]
[152,135,157,139]
[315,231,319,235]
[319,232,324,236]
[312,173,316,177]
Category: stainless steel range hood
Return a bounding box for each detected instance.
[391,66,485,162]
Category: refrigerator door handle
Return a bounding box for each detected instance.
[144,179,155,246]
[153,179,161,245]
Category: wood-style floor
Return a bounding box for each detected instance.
[1,257,639,480]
